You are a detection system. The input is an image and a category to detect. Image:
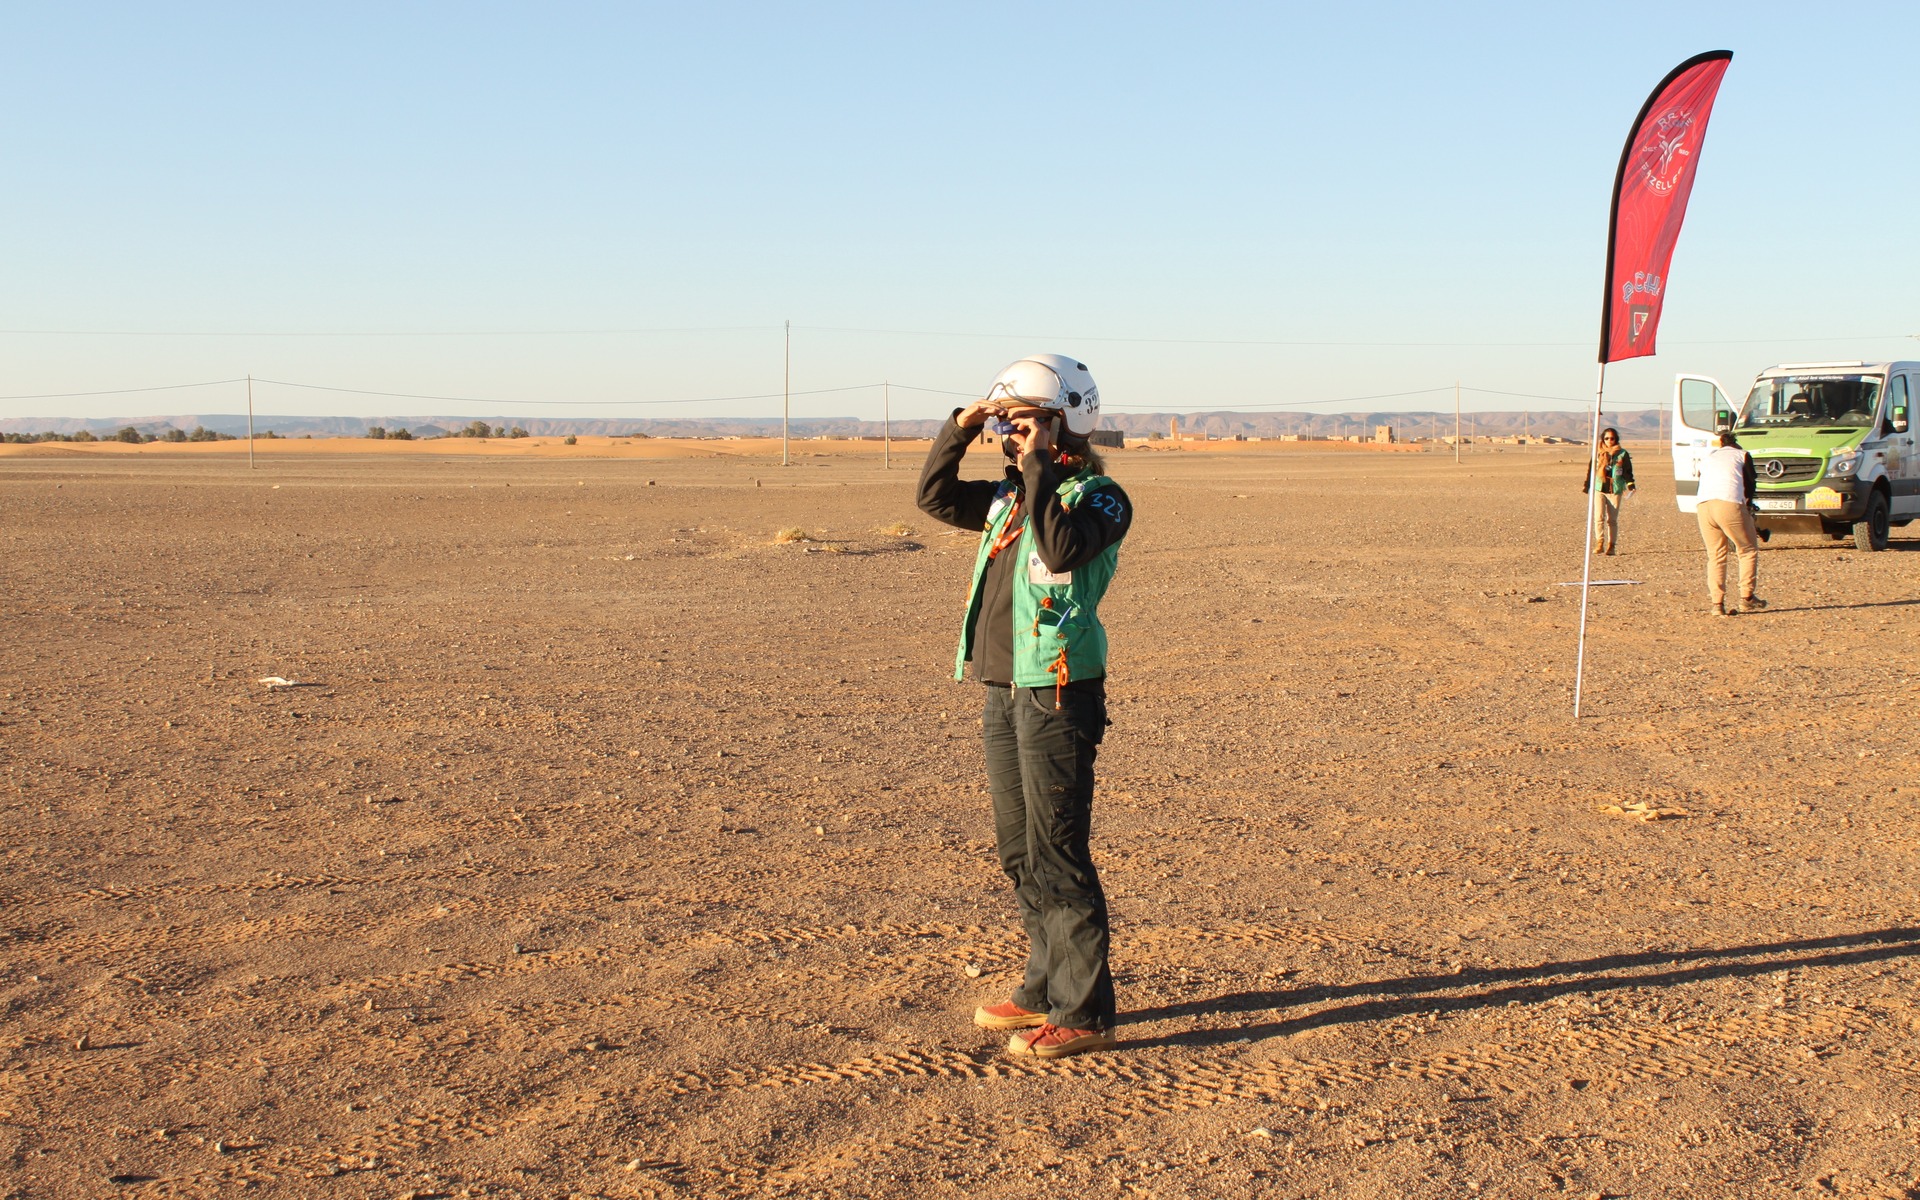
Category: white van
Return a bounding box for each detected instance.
[1672,361,1920,550]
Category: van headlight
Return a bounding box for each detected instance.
[1827,453,1860,477]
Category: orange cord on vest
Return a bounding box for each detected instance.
[985,497,1025,563]
[1029,595,1054,638]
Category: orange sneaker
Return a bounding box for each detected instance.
[973,1000,1047,1030]
[1006,1022,1116,1060]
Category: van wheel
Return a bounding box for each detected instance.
[1853,490,1891,551]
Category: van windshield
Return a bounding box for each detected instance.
[1738,374,1883,429]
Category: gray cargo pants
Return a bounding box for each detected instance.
[981,682,1115,1031]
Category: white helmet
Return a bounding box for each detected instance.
[983,354,1101,441]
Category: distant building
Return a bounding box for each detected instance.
[1373,424,1396,444]
[1089,429,1125,448]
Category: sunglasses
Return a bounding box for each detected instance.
[990,410,1057,436]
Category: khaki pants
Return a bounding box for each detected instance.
[1696,499,1760,609]
[1592,491,1622,553]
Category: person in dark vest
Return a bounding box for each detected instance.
[916,354,1132,1059]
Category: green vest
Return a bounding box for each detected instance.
[954,471,1122,686]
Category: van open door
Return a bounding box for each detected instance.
[1673,374,1733,513]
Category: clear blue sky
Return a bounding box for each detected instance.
[2,2,1914,424]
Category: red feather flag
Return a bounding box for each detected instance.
[1575,51,1734,720]
[1599,51,1733,363]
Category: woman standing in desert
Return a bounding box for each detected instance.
[916,355,1132,1060]
[1584,427,1636,555]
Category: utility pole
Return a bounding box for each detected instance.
[883,380,890,470]
[246,374,255,470]
[1453,381,1461,464]
[781,320,791,467]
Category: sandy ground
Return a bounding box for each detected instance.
[0,434,1425,462]
[3,442,1918,1200]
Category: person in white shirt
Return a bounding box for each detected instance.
[1696,431,1767,616]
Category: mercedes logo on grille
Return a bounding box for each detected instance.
[1764,459,1786,479]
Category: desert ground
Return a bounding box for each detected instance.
[3,436,1919,1200]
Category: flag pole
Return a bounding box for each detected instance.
[1578,49,1731,721]
[1572,360,1608,718]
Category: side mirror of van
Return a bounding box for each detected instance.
[1895,406,1909,433]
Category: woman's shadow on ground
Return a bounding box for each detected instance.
[1122,926,1920,1049]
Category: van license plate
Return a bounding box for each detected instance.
[1754,497,1797,511]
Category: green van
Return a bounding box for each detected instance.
[1672,361,1920,550]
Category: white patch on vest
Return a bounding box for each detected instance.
[1028,552,1071,586]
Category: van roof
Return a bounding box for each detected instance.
[1762,361,1919,374]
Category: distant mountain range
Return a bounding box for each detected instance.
[0,409,1665,442]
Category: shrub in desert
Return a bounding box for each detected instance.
[509,426,529,439]
[162,428,187,443]
[115,426,144,443]
[189,426,221,442]
[71,430,96,442]
[390,428,413,440]
[563,435,577,445]
[366,426,388,440]
[773,527,813,544]
[461,420,492,439]
[879,521,915,536]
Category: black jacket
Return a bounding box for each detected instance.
[916,414,1130,684]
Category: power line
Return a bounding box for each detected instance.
[0,375,899,408]
[800,324,1916,349]
[807,324,1598,348]
[0,322,1909,346]
[884,382,976,398]
[0,373,1666,414]
[251,377,888,407]
[0,377,246,401]
[0,325,776,338]
[1105,386,1455,412]
[1461,385,1588,404]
